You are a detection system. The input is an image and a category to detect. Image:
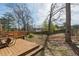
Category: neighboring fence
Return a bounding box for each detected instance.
[0,31,28,39]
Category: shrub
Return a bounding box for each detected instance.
[28,34,34,38]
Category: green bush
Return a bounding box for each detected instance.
[28,34,34,38]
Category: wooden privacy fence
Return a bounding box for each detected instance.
[0,31,28,39]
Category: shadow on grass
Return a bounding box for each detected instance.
[67,42,79,55]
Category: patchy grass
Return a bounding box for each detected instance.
[26,33,77,56]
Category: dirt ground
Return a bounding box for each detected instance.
[26,33,78,56]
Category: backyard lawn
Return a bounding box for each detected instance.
[27,33,78,56]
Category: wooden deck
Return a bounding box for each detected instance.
[0,39,43,56]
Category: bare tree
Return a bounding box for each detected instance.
[41,3,65,56]
[0,12,15,31]
[6,3,33,32]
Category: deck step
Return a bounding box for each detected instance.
[19,44,40,56]
[26,46,43,56]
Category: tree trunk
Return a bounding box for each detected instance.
[42,4,53,56]
[65,3,72,43]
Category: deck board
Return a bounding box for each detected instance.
[0,39,39,56]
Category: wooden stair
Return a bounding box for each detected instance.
[26,46,43,56]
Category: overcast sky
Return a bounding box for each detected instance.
[0,3,79,27]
